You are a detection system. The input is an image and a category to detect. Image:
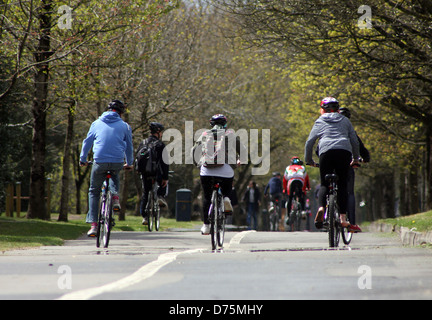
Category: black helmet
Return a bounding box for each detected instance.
[339,107,351,119]
[107,99,126,114]
[149,122,164,133]
[210,114,227,127]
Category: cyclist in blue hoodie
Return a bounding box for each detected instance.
[80,100,134,236]
[304,97,360,230]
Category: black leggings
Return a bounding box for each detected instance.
[318,149,352,214]
[200,176,233,224]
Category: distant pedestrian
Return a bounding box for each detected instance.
[243,181,261,230]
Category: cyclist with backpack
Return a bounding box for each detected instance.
[192,114,247,235]
[79,100,134,237]
[304,97,360,230]
[136,122,169,226]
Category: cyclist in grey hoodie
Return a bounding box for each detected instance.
[304,97,360,230]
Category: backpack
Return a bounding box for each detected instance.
[135,139,158,176]
[201,129,226,168]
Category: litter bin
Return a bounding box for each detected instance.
[175,188,192,221]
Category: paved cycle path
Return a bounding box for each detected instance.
[0,230,431,300]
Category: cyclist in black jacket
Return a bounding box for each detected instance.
[340,107,370,232]
[138,122,169,225]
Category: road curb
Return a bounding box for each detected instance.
[367,222,432,246]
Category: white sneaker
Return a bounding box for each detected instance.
[201,224,210,235]
[157,197,168,208]
[223,197,233,213]
[87,223,97,237]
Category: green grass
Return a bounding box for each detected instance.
[0,214,199,252]
[375,210,432,233]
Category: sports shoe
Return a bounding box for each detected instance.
[142,217,148,225]
[87,223,97,237]
[201,224,210,235]
[158,196,168,208]
[112,195,121,211]
[349,224,362,233]
[223,197,233,213]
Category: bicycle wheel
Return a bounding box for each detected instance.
[295,203,302,231]
[209,191,217,250]
[147,191,153,232]
[341,224,353,245]
[98,191,113,248]
[328,194,340,248]
[217,197,225,247]
[96,195,105,248]
[154,198,160,231]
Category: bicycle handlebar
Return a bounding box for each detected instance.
[80,161,133,170]
[306,161,361,168]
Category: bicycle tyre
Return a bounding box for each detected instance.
[147,191,153,232]
[96,196,105,248]
[154,198,160,231]
[209,191,217,250]
[98,191,112,248]
[217,197,225,247]
[328,194,340,247]
[295,203,302,231]
[341,226,353,245]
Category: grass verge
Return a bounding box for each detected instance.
[0,214,199,252]
[374,210,432,233]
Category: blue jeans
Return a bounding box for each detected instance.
[86,162,124,223]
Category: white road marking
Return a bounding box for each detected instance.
[57,249,202,300]
[225,230,255,249]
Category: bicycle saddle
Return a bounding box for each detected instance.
[325,173,338,181]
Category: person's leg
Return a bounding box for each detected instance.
[334,150,352,227]
[140,177,153,222]
[86,162,108,224]
[200,176,213,225]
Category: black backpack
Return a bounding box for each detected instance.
[135,139,158,176]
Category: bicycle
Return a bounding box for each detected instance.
[84,162,115,248]
[145,179,161,232]
[306,163,354,248]
[268,197,281,231]
[288,194,302,232]
[207,177,226,250]
[84,161,131,248]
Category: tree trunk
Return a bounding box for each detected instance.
[27,1,52,220]
[58,102,75,222]
[426,125,432,211]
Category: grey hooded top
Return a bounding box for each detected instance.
[304,112,360,164]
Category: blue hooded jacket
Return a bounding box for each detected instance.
[80,111,134,165]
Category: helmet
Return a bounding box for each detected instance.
[210,114,227,127]
[339,107,351,119]
[320,97,339,111]
[149,122,164,134]
[107,99,126,114]
[291,156,301,165]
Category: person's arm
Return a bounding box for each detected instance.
[79,124,96,164]
[304,122,319,165]
[125,125,134,167]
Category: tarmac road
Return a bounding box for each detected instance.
[0,229,431,301]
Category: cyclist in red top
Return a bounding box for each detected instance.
[283,156,310,224]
